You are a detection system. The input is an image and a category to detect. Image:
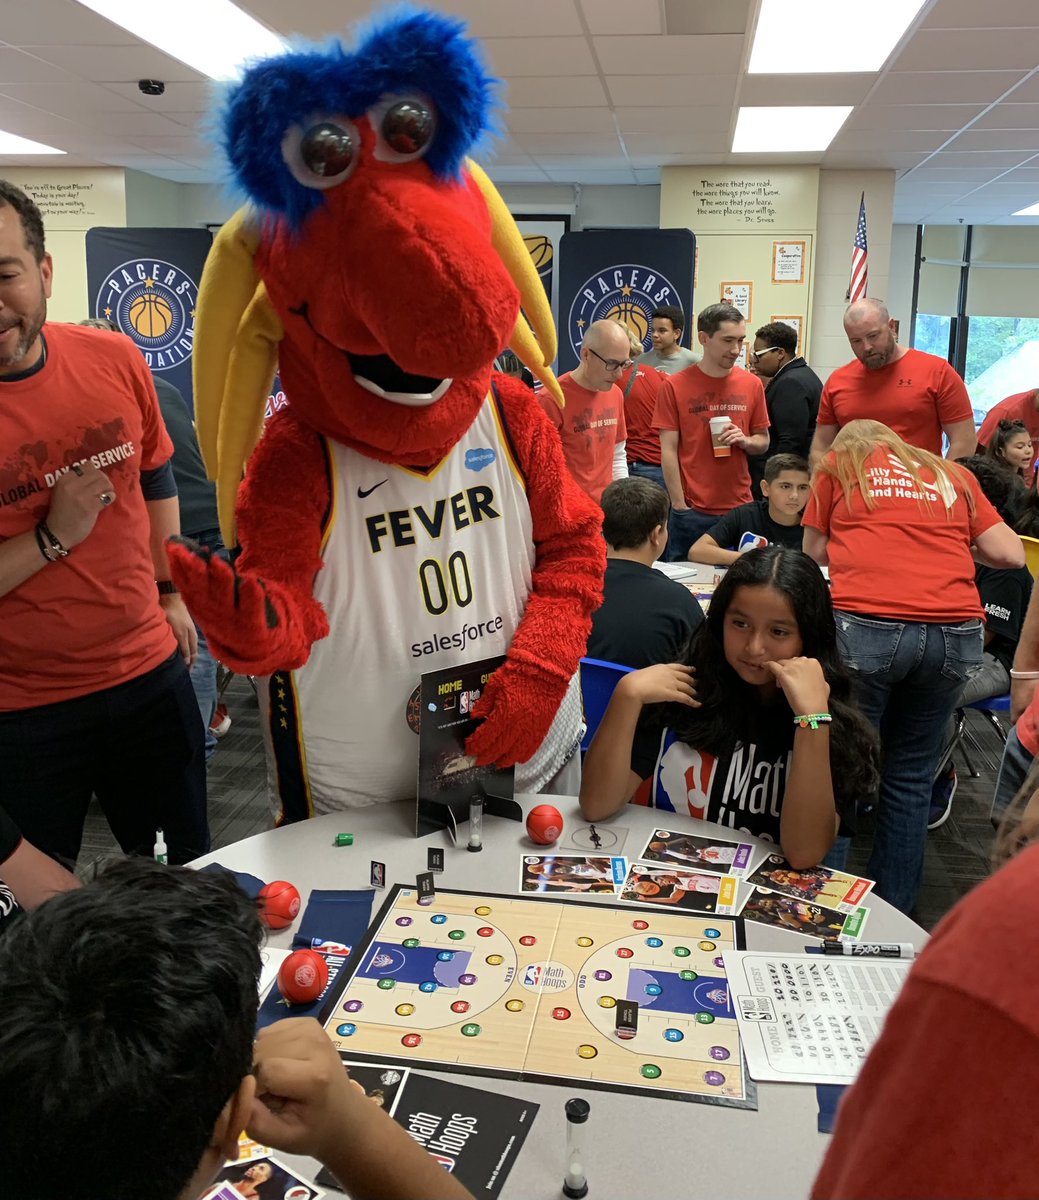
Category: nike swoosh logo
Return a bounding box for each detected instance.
[357,479,389,499]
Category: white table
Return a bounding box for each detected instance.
[194,795,925,1200]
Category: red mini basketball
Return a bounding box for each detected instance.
[258,880,301,930]
[526,804,563,846]
[278,948,329,1004]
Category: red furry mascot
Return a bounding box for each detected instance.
[167,9,605,819]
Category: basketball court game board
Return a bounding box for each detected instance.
[321,885,755,1108]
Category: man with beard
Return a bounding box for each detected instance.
[810,298,975,465]
[0,180,208,868]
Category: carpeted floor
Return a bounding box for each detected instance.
[80,676,1010,931]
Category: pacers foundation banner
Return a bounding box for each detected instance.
[85,227,213,413]
[557,229,696,374]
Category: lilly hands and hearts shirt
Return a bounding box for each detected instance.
[0,324,175,710]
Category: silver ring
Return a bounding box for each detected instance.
[98,492,114,506]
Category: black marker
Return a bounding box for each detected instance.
[563,1098,590,1199]
[821,942,915,958]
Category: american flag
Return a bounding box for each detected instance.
[847,192,868,303]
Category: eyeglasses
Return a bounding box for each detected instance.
[751,346,783,362]
[587,347,634,373]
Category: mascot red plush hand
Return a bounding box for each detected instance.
[167,9,605,819]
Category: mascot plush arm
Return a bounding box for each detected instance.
[466,374,605,768]
[168,409,332,674]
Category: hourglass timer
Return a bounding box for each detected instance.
[562,1097,590,1198]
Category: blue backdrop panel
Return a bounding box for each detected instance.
[557,228,696,374]
[559,226,695,372]
[85,227,213,413]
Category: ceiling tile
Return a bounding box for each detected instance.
[880,71,1026,105]
[505,76,608,107]
[614,106,732,134]
[894,30,1039,72]
[829,129,952,153]
[507,108,617,134]
[0,0,138,45]
[0,81,148,114]
[845,103,984,132]
[593,34,743,75]
[542,166,636,183]
[31,44,207,84]
[580,0,664,35]
[922,0,1039,29]
[99,81,213,113]
[431,0,584,37]
[481,37,597,77]
[929,149,1036,168]
[623,132,730,155]
[606,75,737,107]
[951,129,1039,152]
[516,132,624,154]
[740,74,875,107]
[971,103,1039,130]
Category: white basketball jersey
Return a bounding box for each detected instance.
[260,393,580,814]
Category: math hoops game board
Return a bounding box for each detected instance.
[321,886,756,1108]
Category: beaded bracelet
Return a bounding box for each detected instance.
[793,712,832,730]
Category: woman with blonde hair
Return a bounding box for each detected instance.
[802,419,1023,913]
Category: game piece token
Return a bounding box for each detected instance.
[616,998,639,1040]
[370,861,386,888]
[334,833,354,846]
[526,803,563,846]
[417,871,435,903]
[277,949,329,1004]
[257,880,301,930]
[427,847,444,872]
[563,1098,590,1199]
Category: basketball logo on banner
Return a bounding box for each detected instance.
[567,264,684,359]
[95,258,198,372]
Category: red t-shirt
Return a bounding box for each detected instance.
[0,323,176,710]
[652,365,769,514]
[813,842,1039,1200]
[802,447,1001,621]
[978,390,1039,453]
[620,363,664,466]
[539,373,626,504]
[818,347,973,454]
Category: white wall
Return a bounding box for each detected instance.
[888,223,919,338]
[811,169,895,382]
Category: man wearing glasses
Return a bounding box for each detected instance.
[539,319,629,504]
[747,321,822,493]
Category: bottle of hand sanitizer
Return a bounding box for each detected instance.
[153,828,168,865]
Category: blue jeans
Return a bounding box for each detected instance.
[835,610,984,915]
[666,506,720,562]
[629,461,667,492]
[991,726,1034,828]
[187,527,227,761]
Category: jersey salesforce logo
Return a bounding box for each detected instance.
[567,263,683,359]
[95,258,198,371]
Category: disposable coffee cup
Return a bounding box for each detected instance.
[709,415,731,458]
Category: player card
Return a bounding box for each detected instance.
[744,853,874,912]
[519,854,626,893]
[370,860,386,889]
[638,828,754,876]
[416,870,436,903]
[618,863,738,913]
[206,1155,323,1199]
[428,847,445,873]
[739,887,870,943]
[340,1060,410,1116]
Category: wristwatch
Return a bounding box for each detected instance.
[156,580,179,596]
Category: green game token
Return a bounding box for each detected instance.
[695,1012,715,1024]
[402,938,420,948]
[461,1023,481,1037]
[674,946,691,957]
[640,1063,662,1079]
[448,929,466,941]
[377,978,396,990]
[679,970,697,981]
[333,833,354,846]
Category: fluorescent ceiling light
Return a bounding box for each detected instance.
[732,106,852,153]
[1013,202,1039,217]
[0,132,66,155]
[748,0,928,74]
[73,0,283,80]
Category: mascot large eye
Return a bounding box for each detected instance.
[281,117,359,190]
[370,95,436,164]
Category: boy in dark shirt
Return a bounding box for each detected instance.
[589,477,703,668]
[689,454,810,566]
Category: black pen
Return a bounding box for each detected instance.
[821,942,915,958]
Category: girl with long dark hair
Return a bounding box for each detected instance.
[580,546,879,868]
